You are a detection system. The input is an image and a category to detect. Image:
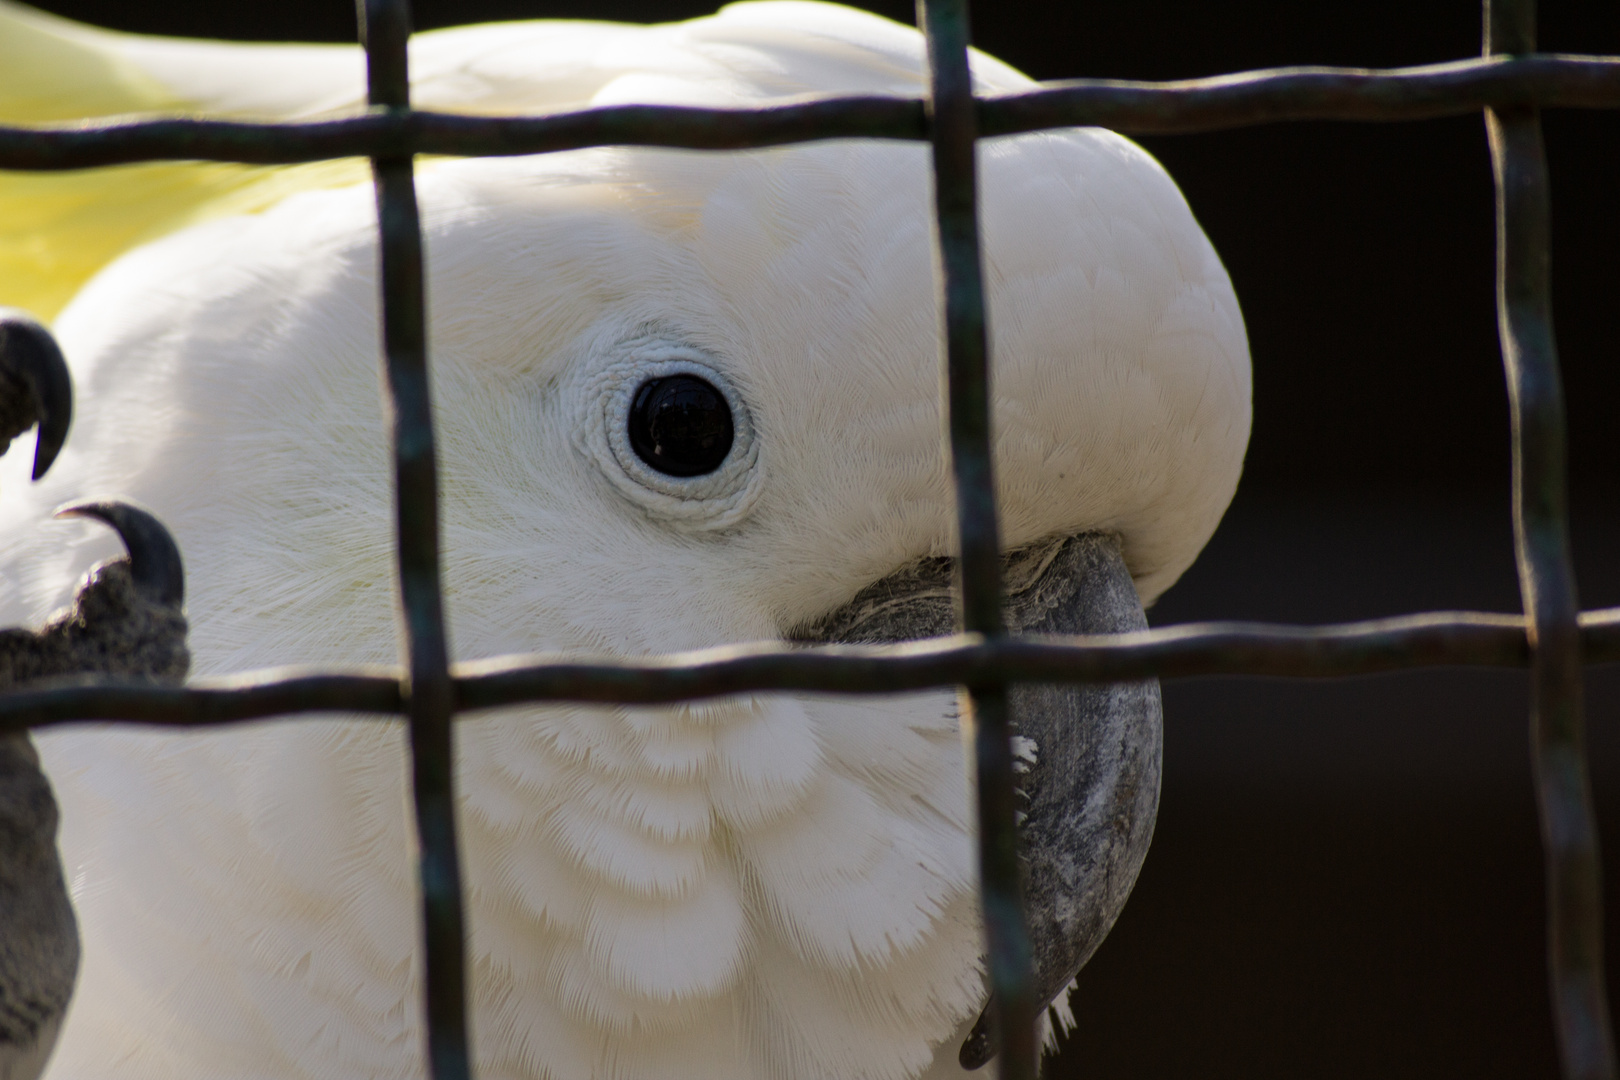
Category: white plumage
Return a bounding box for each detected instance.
[0,3,1250,1077]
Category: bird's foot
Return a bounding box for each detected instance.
[0,731,77,1080]
[0,502,189,691]
[0,317,188,1080]
[0,313,187,690]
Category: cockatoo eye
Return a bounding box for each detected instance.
[572,339,764,531]
[627,375,734,477]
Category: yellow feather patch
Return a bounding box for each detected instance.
[0,159,371,321]
[0,1,372,321]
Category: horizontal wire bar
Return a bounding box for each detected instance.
[984,53,1620,133]
[3,607,1619,731]
[0,55,1616,170]
[0,97,923,167]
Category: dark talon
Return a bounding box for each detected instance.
[0,312,73,481]
[958,1009,994,1070]
[54,502,184,607]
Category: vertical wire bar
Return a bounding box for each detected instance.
[915,3,1036,1079]
[1484,3,1616,1077]
[359,1,471,1078]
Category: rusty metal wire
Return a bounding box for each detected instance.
[2,0,1618,1077]
[5,609,1620,733]
[1,56,1619,170]
[914,3,1034,1076]
[1485,2,1615,1077]
[359,1,470,1077]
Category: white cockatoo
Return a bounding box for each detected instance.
[0,2,1251,1078]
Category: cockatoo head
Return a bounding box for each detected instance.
[33,130,1247,669]
[2,1,1248,666]
[424,121,1245,664]
[0,4,1250,1078]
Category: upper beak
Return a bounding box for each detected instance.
[792,532,1163,1069]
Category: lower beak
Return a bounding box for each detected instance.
[792,532,1163,1069]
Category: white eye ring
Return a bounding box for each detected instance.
[573,340,763,532]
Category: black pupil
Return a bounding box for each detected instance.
[627,375,735,478]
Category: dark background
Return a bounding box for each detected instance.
[27,0,1620,1076]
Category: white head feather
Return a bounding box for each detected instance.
[0,3,1249,1078]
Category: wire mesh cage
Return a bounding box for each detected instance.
[1,1,1618,1078]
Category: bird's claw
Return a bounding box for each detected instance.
[0,315,190,687]
[958,1010,995,1071]
[0,315,190,686]
[0,312,73,482]
[55,502,185,609]
[0,503,190,690]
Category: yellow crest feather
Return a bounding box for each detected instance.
[0,1,370,321]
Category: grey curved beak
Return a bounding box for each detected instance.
[792,533,1163,1070]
